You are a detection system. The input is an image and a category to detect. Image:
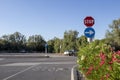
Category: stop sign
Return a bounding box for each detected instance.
[84,16,95,27]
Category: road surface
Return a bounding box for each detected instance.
[0,53,77,80]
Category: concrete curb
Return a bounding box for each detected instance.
[77,71,85,80]
[71,65,85,80]
[71,65,78,80]
[0,55,50,58]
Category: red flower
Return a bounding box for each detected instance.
[109,66,113,71]
[100,60,105,66]
[86,66,94,75]
[100,76,104,80]
[112,53,118,62]
[109,53,120,64]
[116,50,120,56]
[99,52,106,61]
[112,56,117,62]
[82,68,85,70]
[106,74,110,79]
[117,60,120,63]
[108,61,113,64]
[86,70,91,75]
[89,66,94,71]
[99,52,106,67]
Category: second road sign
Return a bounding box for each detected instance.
[84,28,95,38]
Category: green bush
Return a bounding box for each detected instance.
[77,42,120,80]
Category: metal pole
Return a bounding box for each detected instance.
[45,47,47,53]
[45,44,48,56]
[87,38,93,43]
[60,45,61,53]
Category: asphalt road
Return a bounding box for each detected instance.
[0,54,77,80]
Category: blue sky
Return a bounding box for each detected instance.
[0,0,120,41]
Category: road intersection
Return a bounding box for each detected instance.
[0,54,77,80]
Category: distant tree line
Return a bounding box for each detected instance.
[0,30,88,53]
[0,32,46,53]
[47,30,88,53]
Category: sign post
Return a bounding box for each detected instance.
[84,16,95,42]
[45,44,48,53]
[59,45,61,53]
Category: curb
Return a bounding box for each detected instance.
[71,65,85,80]
[77,71,85,80]
[71,65,77,80]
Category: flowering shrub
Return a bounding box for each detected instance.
[77,42,120,80]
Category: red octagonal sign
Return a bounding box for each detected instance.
[84,16,95,27]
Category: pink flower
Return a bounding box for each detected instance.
[109,66,113,71]
[100,61,105,66]
[99,52,106,67]
[106,74,110,79]
[112,56,117,62]
[116,50,120,56]
[99,52,106,61]
[86,66,94,75]
[109,53,120,64]
[100,76,104,80]
[86,70,91,75]
[117,59,120,63]
[108,61,113,64]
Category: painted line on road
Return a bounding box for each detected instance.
[2,64,39,80]
[1,63,40,66]
[71,65,77,80]
[0,62,76,67]
[0,58,4,61]
[40,62,75,64]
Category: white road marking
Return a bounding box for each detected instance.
[56,68,63,71]
[0,62,75,66]
[32,67,66,72]
[32,66,42,71]
[2,64,39,80]
[41,62,75,64]
[71,65,77,80]
[1,63,40,66]
[0,58,4,61]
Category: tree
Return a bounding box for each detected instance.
[105,18,120,50]
[0,39,9,51]
[47,37,62,53]
[47,39,54,53]
[53,37,61,53]
[76,35,88,49]
[1,32,26,52]
[63,30,79,51]
[27,35,46,52]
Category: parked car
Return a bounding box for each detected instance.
[64,50,75,56]
[19,50,26,53]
